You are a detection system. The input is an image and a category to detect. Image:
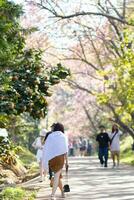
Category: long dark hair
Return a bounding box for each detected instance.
[112,124,119,133]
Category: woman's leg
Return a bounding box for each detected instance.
[116,152,120,166]
[82,150,85,157]
[39,161,44,181]
[83,150,86,157]
[111,152,116,167]
[49,167,53,180]
[50,177,54,187]
[39,160,47,181]
[50,176,63,191]
[50,175,65,198]
[59,178,65,198]
[51,169,62,197]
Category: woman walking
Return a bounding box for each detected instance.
[43,123,68,199]
[32,129,47,182]
[109,124,122,168]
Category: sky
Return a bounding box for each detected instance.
[13,0,99,46]
[12,0,118,50]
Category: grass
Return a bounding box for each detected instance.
[0,187,36,200]
[17,147,36,166]
[120,136,134,165]
[17,147,39,174]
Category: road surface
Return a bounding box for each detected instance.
[24,157,134,200]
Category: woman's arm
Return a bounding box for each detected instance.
[32,139,37,149]
[32,138,43,149]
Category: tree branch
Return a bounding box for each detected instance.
[123,0,126,18]
[62,56,99,71]
[48,11,131,25]
[83,105,98,132]
[66,79,94,95]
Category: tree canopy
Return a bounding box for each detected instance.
[0,0,70,120]
[30,0,134,138]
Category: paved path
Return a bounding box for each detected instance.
[26,157,134,200]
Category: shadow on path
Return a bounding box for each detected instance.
[35,157,134,200]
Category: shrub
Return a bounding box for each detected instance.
[0,187,36,200]
[0,187,25,200]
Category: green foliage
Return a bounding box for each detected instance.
[0,136,10,156]
[0,49,70,119]
[0,0,70,119]
[0,187,25,200]
[0,136,18,165]
[17,146,39,176]
[28,192,36,200]
[17,146,36,166]
[0,0,24,68]
[27,162,39,174]
[97,93,110,104]
[0,187,36,200]
[128,18,134,26]
[0,114,40,155]
[97,28,134,128]
[120,136,134,165]
[0,124,37,167]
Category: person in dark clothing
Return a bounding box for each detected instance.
[96,125,110,167]
[44,130,53,180]
[87,140,92,156]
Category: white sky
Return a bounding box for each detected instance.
[12,0,118,49]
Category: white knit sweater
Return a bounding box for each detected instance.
[42,131,68,170]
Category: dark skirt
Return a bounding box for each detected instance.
[80,146,86,151]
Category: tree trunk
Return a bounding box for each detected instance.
[1,159,27,177]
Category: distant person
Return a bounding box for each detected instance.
[79,137,87,157]
[42,123,68,199]
[73,139,79,156]
[69,140,74,156]
[32,129,47,182]
[87,140,92,156]
[96,125,110,167]
[109,124,122,168]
